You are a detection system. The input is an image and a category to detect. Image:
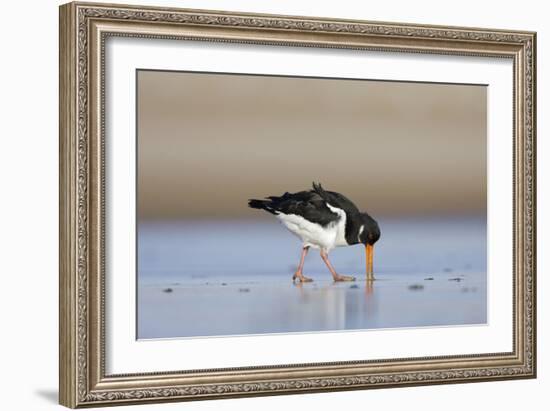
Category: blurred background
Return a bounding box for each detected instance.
[137,70,486,220]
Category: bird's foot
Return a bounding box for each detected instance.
[333,274,356,282]
[292,272,313,283]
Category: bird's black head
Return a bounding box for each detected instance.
[358,213,381,245]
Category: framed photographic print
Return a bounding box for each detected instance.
[59,1,537,408]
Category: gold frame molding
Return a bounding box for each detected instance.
[59,1,537,408]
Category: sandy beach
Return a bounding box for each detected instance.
[137,217,487,339]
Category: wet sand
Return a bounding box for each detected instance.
[138,273,486,339]
[137,218,487,339]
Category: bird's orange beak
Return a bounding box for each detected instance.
[365,244,374,280]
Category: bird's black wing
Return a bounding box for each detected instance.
[248,190,340,227]
[311,182,361,215]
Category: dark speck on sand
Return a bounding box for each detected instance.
[424,277,434,281]
[349,284,359,289]
[162,288,173,293]
[449,277,464,282]
[238,288,251,293]
[408,284,424,291]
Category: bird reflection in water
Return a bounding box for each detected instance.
[365,280,374,296]
[289,279,378,332]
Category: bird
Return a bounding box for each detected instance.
[248,182,380,283]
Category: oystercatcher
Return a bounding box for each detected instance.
[248,182,380,282]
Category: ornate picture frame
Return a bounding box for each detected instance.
[59,1,536,408]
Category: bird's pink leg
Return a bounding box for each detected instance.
[292,246,313,283]
[320,250,356,282]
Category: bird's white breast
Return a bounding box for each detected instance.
[326,204,348,247]
[276,204,348,251]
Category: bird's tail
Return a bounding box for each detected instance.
[248,199,278,215]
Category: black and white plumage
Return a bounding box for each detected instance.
[248,182,380,282]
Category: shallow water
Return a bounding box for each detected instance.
[137,217,486,339]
